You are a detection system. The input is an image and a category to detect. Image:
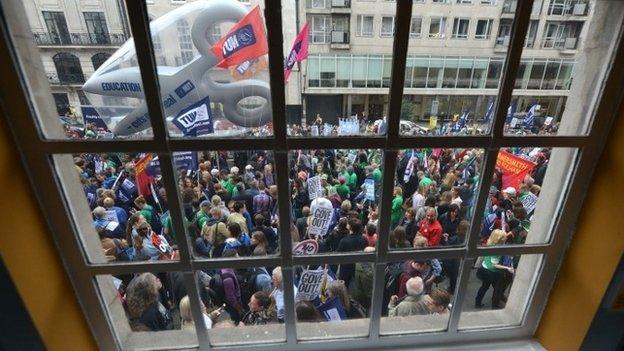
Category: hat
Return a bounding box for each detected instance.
[231,166,239,174]
[320,174,328,180]
[338,176,346,184]
[245,165,253,170]
[502,187,516,196]
[210,169,219,176]
[200,200,211,208]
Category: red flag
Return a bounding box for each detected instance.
[495,150,536,190]
[211,6,268,68]
[135,154,154,196]
[284,23,310,81]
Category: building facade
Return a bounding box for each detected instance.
[298,0,591,124]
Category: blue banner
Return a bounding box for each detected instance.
[145,153,197,177]
[81,106,111,135]
[172,97,214,136]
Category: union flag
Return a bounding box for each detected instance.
[211,6,268,68]
[135,154,154,196]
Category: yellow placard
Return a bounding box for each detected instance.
[429,116,437,128]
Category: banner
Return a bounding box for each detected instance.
[292,239,319,255]
[211,6,268,68]
[307,175,323,200]
[284,23,310,81]
[296,269,325,301]
[520,192,538,214]
[172,97,214,136]
[495,150,536,190]
[308,198,333,237]
[364,178,375,201]
[135,154,154,196]
[173,152,198,171]
[317,296,347,321]
[80,106,113,138]
[429,116,437,129]
[323,123,332,136]
[229,56,268,80]
[338,117,360,135]
[311,125,319,136]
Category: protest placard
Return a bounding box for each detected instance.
[104,210,119,223]
[292,239,319,255]
[311,125,319,136]
[307,175,323,200]
[308,198,333,237]
[364,178,375,201]
[520,192,538,214]
[296,269,325,301]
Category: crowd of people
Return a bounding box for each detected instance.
[77,143,549,332]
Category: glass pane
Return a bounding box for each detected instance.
[95,273,198,350]
[288,149,383,254]
[146,2,273,138]
[458,254,543,329]
[400,2,521,136]
[206,266,286,346]
[380,259,461,334]
[285,0,397,137]
[295,261,372,340]
[5,1,155,140]
[175,150,278,259]
[504,1,624,135]
[479,148,578,246]
[389,148,485,249]
[52,153,180,264]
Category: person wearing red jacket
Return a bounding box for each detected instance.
[417,207,443,247]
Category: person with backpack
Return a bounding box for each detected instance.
[219,253,246,324]
[93,206,125,239]
[134,195,161,234]
[195,207,229,258]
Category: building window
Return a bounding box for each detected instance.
[380,16,395,37]
[356,15,374,37]
[457,0,472,4]
[410,17,423,38]
[480,0,496,4]
[53,52,85,84]
[429,17,447,38]
[452,18,470,39]
[83,12,110,44]
[475,19,493,39]
[432,0,450,3]
[542,21,582,49]
[548,0,587,16]
[308,0,329,9]
[525,20,539,47]
[176,19,194,65]
[91,53,111,70]
[42,11,71,45]
[52,93,70,115]
[496,18,513,46]
[310,15,331,43]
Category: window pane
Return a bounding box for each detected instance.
[479,148,578,245]
[52,153,180,264]
[389,148,485,249]
[95,273,198,350]
[380,259,461,334]
[505,1,624,135]
[295,261,372,340]
[146,2,274,138]
[458,254,544,329]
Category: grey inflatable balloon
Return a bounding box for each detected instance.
[82,0,272,136]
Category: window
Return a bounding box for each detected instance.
[310,15,331,43]
[91,53,110,70]
[548,0,587,16]
[356,15,374,37]
[452,18,470,39]
[410,17,423,38]
[429,17,447,38]
[457,0,472,3]
[380,16,395,37]
[525,20,539,47]
[83,12,110,44]
[176,19,194,65]
[42,11,71,45]
[480,0,496,4]
[3,0,624,350]
[52,93,70,115]
[52,52,85,84]
[432,0,450,3]
[308,0,329,8]
[542,21,583,49]
[475,19,493,39]
[496,18,513,46]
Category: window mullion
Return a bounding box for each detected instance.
[491,0,534,137]
[367,263,387,340]
[446,257,475,333]
[183,272,211,350]
[123,0,168,141]
[386,0,412,139]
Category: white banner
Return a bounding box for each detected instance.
[296,269,325,301]
[104,209,119,223]
[308,175,323,200]
[311,125,319,136]
[364,178,375,201]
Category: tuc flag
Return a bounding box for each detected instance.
[211,6,268,68]
[284,23,310,81]
[495,150,536,190]
[135,154,154,196]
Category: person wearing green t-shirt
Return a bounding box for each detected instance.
[475,229,515,308]
[336,176,351,201]
[372,165,382,183]
[391,186,404,228]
